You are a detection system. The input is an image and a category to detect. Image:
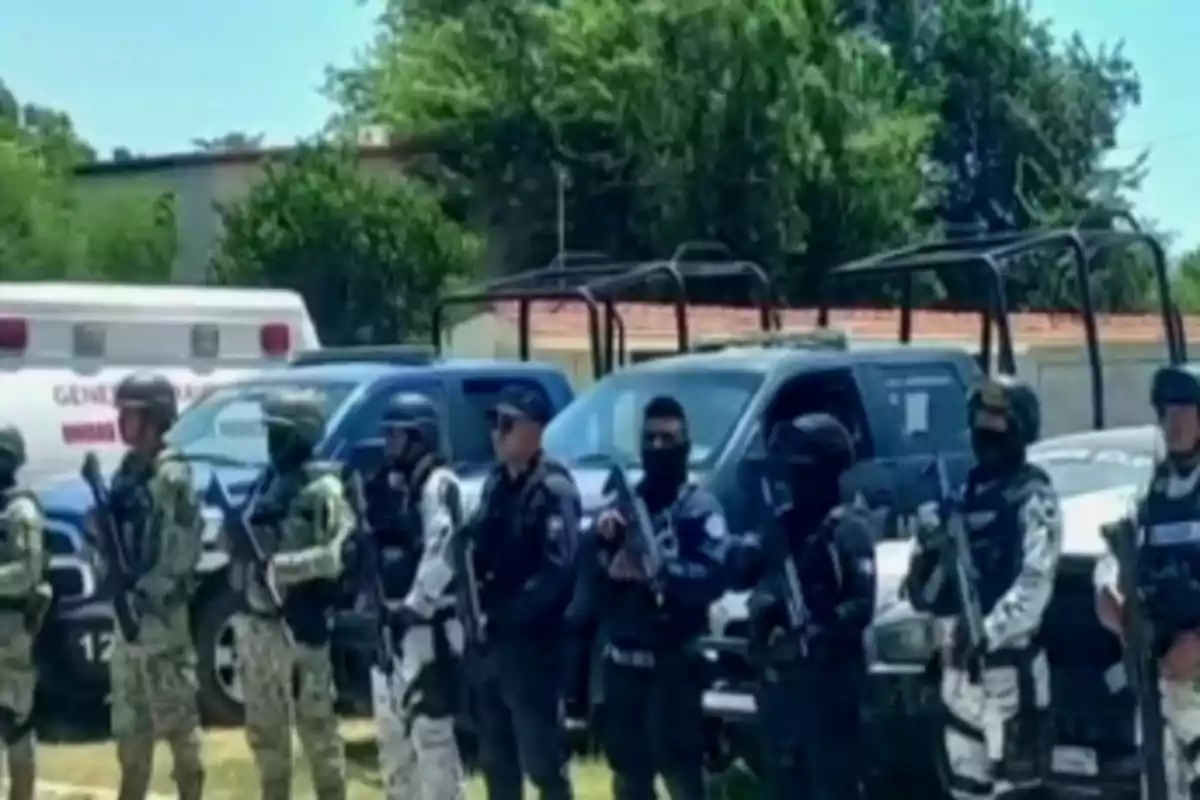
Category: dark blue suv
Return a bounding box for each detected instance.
[33,354,575,724]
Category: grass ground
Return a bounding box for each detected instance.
[33,721,758,799]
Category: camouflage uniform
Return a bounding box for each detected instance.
[0,426,50,800]
[98,374,204,800]
[233,390,353,800]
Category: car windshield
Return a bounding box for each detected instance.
[1030,447,1155,497]
[163,379,360,466]
[544,369,762,469]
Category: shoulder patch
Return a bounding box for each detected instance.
[704,513,727,539]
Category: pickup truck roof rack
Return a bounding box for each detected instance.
[291,345,438,368]
[692,328,849,353]
[816,212,1178,430]
[431,241,781,380]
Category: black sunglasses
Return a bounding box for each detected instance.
[487,409,525,434]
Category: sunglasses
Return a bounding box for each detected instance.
[487,409,526,435]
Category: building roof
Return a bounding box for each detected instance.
[491,301,1183,348]
[73,142,423,178]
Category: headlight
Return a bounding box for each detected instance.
[872,608,937,665]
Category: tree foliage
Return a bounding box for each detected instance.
[329,0,1149,310]
[211,144,481,344]
[0,79,177,282]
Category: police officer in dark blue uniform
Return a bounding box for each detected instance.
[727,413,876,800]
[583,396,728,800]
[1096,364,1200,797]
[463,385,580,800]
[904,375,1061,800]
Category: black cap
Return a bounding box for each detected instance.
[490,385,551,425]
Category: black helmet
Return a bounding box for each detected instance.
[766,413,856,476]
[381,393,440,448]
[1151,365,1200,410]
[114,372,178,427]
[967,374,1040,446]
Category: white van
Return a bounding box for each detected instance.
[0,282,320,486]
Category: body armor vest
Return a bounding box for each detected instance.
[369,457,440,601]
[928,463,1047,620]
[1138,462,1200,634]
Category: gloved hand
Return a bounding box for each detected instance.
[946,618,983,673]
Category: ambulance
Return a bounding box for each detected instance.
[0,282,320,487]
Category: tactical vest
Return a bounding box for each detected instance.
[927,463,1048,619]
[363,456,442,601]
[1137,462,1200,634]
[0,488,48,614]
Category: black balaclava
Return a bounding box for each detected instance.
[641,432,689,509]
[267,426,310,472]
[970,425,1025,480]
[770,455,838,531]
[0,453,16,493]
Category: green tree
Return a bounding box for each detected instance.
[1174,245,1200,314]
[329,0,935,302]
[74,188,179,283]
[330,0,1150,310]
[211,143,481,344]
[192,131,266,153]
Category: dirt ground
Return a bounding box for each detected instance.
[29,721,756,799]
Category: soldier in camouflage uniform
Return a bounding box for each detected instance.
[96,373,205,800]
[0,425,51,800]
[231,389,353,800]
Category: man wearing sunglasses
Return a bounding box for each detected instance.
[905,375,1060,800]
[585,395,728,800]
[464,385,580,800]
[365,393,466,800]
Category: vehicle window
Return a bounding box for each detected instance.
[456,377,555,467]
[1030,448,1154,497]
[164,380,360,465]
[339,382,447,449]
[544,370,762,468]
[868,363,970,454]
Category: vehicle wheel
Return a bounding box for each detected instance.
[194,584,245,726]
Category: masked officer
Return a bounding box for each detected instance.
[84,373,205,800]
[459,385,580,800]
[1095,364,1200,798]
[577,396,728,800]
[232,389,355,800]
[365,393,466,800]
[726,413,876,800]
[0,426,50,800]
[904,374,1061,800]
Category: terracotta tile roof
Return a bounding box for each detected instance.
[491,301,1184,348]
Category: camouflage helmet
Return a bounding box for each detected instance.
[0,425,25,467]
[967,373,1041,446]
[114,372,179,426]
[261,389,327,449]
[1150,364,1200,410]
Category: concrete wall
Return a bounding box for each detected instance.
[73,150,407,283]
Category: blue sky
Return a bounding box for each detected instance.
[1,0,1197,249]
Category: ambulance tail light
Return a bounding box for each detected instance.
[0,317,28,353]
[259,323,291,357]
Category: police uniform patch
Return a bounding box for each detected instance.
[855,557,875,576]
[548,515,564,541]
[705,513,727,539]
[388,470,404,490]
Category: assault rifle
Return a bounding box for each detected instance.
[760,478,813,650]
[207,472,294,647]
[80,453,141,643]
[601,463,665,598]
[344,472,396,675]
[1103,516,1167,800]
[453,500,487,652]
[934,456,985,677]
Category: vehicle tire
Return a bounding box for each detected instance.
[194,583,245,727]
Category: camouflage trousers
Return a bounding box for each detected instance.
[371,619,466,800]
[0,627,38,800]
[235,613,346,800]
[1155,677,1200,800]
[110,639,204,800]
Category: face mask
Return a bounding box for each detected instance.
[266,428,308,470]
[642,443,689,494]
[0,454,15,490]
[971,429,1021,474]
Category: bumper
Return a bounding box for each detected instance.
[37,602,113,704]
